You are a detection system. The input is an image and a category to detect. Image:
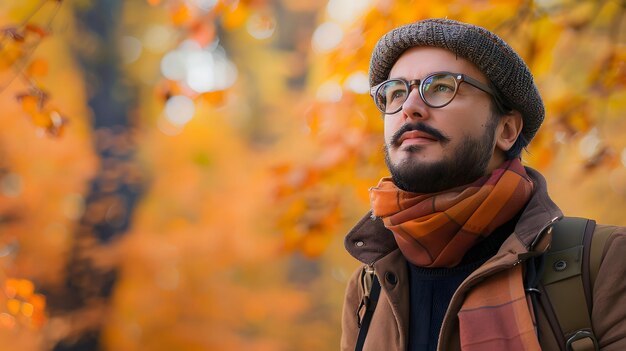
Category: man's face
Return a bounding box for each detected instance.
[383,47,503,193]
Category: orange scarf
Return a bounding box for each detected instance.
[371,159,541,350]
[458,264,542,350]
[370,158,533,268]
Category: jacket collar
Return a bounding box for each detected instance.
[344,166,563,265]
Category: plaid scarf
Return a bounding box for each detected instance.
[370,159,540,350]
[370,159,533,268]
[458,264,541,350]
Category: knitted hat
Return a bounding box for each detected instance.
[369,18,544,143]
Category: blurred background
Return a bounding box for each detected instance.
[0,0,624,350]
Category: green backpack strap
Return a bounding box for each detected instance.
[539,217,611,351]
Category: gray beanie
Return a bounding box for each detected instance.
[369,18,544,143]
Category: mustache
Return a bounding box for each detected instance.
[391,122,450,146]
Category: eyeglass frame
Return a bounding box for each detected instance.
[369,71,500,115]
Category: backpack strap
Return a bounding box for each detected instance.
[355,265,380,351]
[538,217,599,351]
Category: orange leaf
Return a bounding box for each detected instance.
[7,298,21,315]
[16,279,34,298]
[29,294,46,311]
[27,58,49,77]
[190,21,216,47]
[31,110,53,128]
[199,90,226,105]
[19,94,41,114]
[170,4,191,26]
[24,24,49,38]
[21,302,34,317]
[222,4,250,30]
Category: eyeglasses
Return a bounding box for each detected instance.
[370,71,496,114]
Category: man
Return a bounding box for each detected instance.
[341,18,626,351]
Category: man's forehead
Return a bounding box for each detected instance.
[388,46,484,79]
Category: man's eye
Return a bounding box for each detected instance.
[388,89,406,101]
[431,83,454,93]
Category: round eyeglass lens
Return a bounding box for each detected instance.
[376,80,407,113]
[422,74,458,107]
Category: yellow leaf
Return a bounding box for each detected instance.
[16,279,34,298]
[31,110,53,128]
[6,298,21,315]
[21,302,34,317]
[222,4,250,30]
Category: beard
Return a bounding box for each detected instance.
[384,119,498,194]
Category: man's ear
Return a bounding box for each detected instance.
[495,110,523,153]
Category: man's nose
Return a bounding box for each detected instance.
[400,89,430,121]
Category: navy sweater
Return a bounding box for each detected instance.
[406,218,517,351]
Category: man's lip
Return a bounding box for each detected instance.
[398,130,439,144]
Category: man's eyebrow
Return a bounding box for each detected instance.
[388,74,420,80]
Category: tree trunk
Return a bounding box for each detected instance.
[48,2,143,350]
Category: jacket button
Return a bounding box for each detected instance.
[554,260,567,271]
[385,272,398,285]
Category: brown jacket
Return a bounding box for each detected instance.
[341,168,626,351]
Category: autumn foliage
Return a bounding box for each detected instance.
[1,0,625,350]
[0,1,68,137]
